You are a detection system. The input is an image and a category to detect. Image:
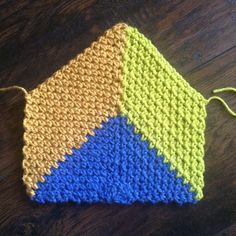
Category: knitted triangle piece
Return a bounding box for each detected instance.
[33,116,196,204]
[22,23,208,204]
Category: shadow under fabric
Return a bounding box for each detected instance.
[0,23,235,204]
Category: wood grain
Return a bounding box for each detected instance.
[0,1,236,236]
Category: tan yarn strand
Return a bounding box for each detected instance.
[0,86,28,96]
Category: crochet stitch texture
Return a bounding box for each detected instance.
[22,23,208,204]
[34,116,196,204]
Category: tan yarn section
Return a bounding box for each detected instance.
[22,23,127,197]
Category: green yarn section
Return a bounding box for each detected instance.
[121,26,207,200]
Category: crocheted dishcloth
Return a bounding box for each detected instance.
[22,23,208,204]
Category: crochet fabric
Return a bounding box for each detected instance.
[22,23,208,204]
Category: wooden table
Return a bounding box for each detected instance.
[0,1,236,235]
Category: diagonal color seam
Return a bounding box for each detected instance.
[33,115,197,204]
[121,25,207,200]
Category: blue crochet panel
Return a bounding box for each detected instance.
[33,115,196,204]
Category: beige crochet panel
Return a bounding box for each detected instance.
[22,23,127,197]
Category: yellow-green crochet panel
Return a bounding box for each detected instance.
[121,26,208,200]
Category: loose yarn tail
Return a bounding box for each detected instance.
[0,86,28,96]
[207,87,236,117]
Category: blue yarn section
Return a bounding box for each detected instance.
[33,115,196,204]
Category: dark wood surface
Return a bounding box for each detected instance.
[0,1,236,235]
